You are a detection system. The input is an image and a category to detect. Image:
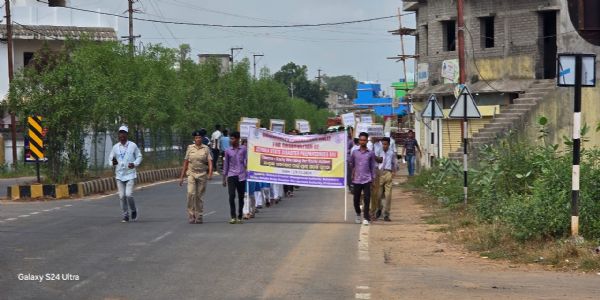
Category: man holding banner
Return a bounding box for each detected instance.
[349,132,377,225]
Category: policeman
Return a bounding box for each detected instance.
[179,130,213,224]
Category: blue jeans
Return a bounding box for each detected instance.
[406,154,416,176]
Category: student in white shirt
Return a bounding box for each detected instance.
[109,125,143,223]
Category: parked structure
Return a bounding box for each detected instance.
[354,82,409,117]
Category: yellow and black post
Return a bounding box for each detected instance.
[26,116,45,183]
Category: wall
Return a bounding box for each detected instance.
[416,0,556,86]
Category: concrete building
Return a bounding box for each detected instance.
[354,82,409,117]
[198,54,231,74]
[404,0,600,163]
[0,0,118,165]
[325,91,354,115]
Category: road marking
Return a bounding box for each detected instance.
[356,286,369,290]
[150,231,172,243]
[355,293,371,299]
[203,211,216,217]
[30,212,40,215]
[64,204,73,207]
[52,207,61,210]
[23,257,44,260]
[6,218,17,221]
[358,224,370,261]
[42,209,52,212]
[18,215,30,218]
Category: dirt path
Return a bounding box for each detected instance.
[366,178,599,299]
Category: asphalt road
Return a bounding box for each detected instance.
[0,178,360,300]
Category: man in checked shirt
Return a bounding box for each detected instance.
[348,132,378,225]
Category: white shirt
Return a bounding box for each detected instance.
[376,147,398,171]
[108,141,142,181]
[211,130,222,149]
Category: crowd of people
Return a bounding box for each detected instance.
[108,124,421,225]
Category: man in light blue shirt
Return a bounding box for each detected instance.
[108,125,143,223]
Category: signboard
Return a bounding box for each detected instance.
[442,59,460,84]
[355,123,384,138]
[295,119,311,133]
[247,128,346,188]
[448,86,482,119]
[270,119,285,133]
[359,114,373,124]
[417,63,429,86]
[341,112,356,128]
[557,53,596,87]
[421,94,445,119]
[25,116,47,162]
[239,117,260,139]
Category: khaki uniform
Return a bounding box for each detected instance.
[369,169,381,216]
[185,144,211,222]
[378,170,394,217]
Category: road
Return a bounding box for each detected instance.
[2,177,600,300]
[0,178,361,300]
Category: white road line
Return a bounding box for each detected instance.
[150,231,173,243]
[6,218,17,221]
[203,211,216,217]
[52,207,61,210]
[64,204,73,207]
[18,215,30,218]
[356,286,369,290]
[355,293,371,299]
[23,257,44,260]
[29,212,40,215]
[42,209,52,212]
[358,224,370,261]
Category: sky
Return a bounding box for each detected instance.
[14,0,417,95]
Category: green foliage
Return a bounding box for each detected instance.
[413,117,600,241]
[9,41,330,182]
[273,62,328,108]
[323,75,358,99]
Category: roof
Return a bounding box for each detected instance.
[0,24,117,41]
[409,79,536,99]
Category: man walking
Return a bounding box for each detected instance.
[402,129,422,176]
[109,125,143,223]
[211,124,222,174]
[179,130,213,224]
[348,132,377,225]
[377,137,398,221]
[222,131,247,224]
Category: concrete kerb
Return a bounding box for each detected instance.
[6,168,182,201]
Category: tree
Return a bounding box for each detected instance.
[323,75,358,99]
[273,62,328,109]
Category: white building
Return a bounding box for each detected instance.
[0,0,118,164]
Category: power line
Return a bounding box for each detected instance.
[35,0,410,28]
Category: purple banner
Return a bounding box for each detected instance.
[247,171,345,188]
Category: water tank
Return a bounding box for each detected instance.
[48,0,66,7]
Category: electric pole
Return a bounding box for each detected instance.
[457,0,466,84]
[4,0,17,166]
[230,47,243,71]
[290,82,295,99]
[316,69,324,88]
[253,54,264,79]
[122,0,141,56]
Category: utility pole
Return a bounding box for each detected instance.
[252,54,264,79]
[230,47,243,71]
[457,0,468,205]
[316,69,324,87]
[122,0,140,56]
[290,82,295,99]
[5,0,17,166]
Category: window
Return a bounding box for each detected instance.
[23,52,34,67]
[422,25,429,56]
[480,17,495,48]
[442,20,456,51]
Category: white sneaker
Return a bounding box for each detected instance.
[362,219,369,226]
[355,215,361,224]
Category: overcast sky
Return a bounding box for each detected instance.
[32,0,417,94]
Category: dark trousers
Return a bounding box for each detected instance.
[283,185,294,194]
[353,182,371,221]
[227,176,246,219]
[212,148,220,170]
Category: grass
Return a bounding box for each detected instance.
[408,179,600,272]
